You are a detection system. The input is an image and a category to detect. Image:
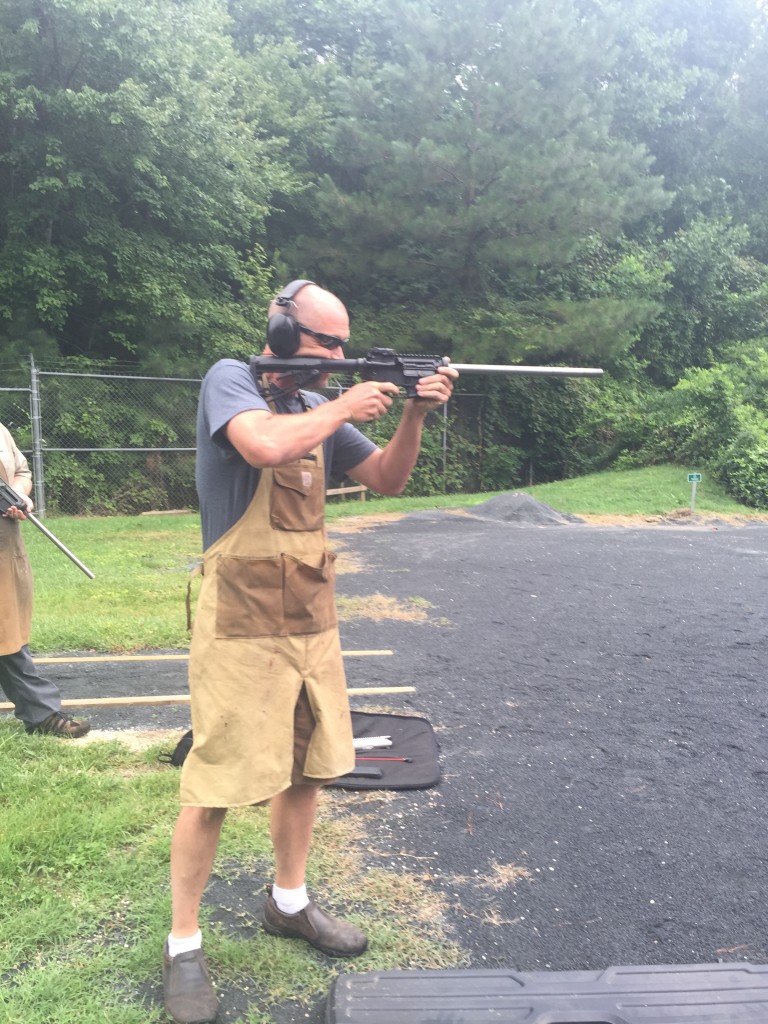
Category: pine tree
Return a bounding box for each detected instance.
[275,0,668,362]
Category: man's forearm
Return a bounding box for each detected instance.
[11,475,32,498]
[227,401,351,468]
[228,378,400,468]
[352,402,429,496]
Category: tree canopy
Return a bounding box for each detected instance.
[3,0,768,502]
[0,0,295,371]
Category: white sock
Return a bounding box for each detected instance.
[167,929,202,957]
[272,883,309,915]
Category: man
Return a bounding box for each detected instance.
[163,281,456,1024]
[0,422,90,738]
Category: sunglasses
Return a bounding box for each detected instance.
[297,323,349,350]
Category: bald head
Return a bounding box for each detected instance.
[267,283,345,323]
[265,282,350,357]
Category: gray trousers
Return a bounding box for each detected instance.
[0,645,62,728]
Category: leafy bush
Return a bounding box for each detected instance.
[477,443,525,491]
[611,341,768,506]
[359,407,479,495]
[716,415,768,509]
[718,445,768,508]
[42,452,115,515]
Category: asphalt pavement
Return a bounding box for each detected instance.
[25,499,768,1019]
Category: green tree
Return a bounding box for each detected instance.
[608,0,768,383]
[633,218,768,384]
[0,0,292,370]
[718,8,768,264]
[269,0,668,364]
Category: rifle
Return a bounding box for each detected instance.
[0,479,95,579]
[250,346,604,398]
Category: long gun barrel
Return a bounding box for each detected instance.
[250,346,603,398]
[0,480,95,579]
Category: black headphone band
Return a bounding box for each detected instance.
[274,279,316,310]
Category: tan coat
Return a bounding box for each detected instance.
[0,423,33,657]
[180,440,355,807]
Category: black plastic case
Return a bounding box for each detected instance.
[326,962,768,1023]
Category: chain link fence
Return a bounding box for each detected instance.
[0,360,521,517]
[0,362,201,516]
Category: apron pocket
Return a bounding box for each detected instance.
[283,551,337,634]
[270,462,324,532]
[214,554,283,637]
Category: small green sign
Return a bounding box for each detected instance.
[687,473,702,483]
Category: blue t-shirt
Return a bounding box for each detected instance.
[196,359,377,550]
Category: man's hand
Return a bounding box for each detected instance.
[338,380,400,423]
[3,495,32,520]
[410,365,458,409]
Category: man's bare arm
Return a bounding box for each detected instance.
[226,381,399,467]
[347,367,457,496]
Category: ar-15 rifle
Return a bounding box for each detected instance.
[250,346,603,398]
[0,479,95,579]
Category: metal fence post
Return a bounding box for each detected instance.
[29,354,46,517]
[442,400,448,491]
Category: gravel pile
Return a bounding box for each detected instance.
[468,491,585,525]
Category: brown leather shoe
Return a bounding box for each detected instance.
[163,942,219,1024]
[263,887,368,957]
[25,711,90,738]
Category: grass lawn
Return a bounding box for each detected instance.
[2,463,763,1022]
[24,463,762,654]
[0,730,466,1023]
[520,463,753,517]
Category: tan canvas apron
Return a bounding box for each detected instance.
[180,437,354,808]
[0,463,33,657]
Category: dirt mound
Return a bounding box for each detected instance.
[468,491,585,525]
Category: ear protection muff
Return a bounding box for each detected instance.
[266,279,316,357]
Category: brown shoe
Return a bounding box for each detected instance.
[263,887,368,958]
[163,943,219,1024]
[25,712,90,738]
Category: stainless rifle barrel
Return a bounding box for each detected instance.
[448,364,604,377]
[26,513,95,579]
